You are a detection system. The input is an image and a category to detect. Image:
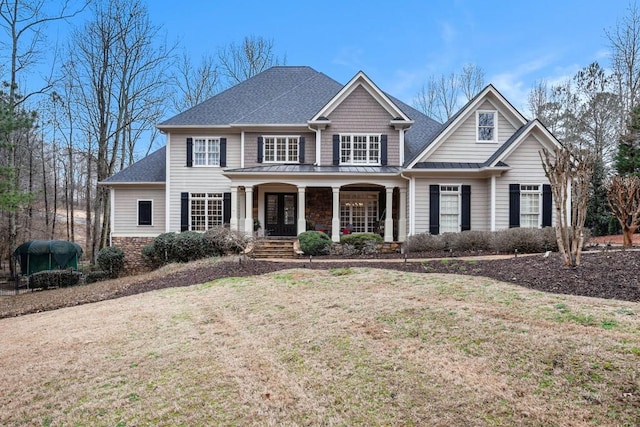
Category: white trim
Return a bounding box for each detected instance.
[439,184,462,233]
[399,128,405,165]
[488,119,561,167]
[192,136,222,167]
[136,199,154,226]
[312,71,413,122]
[339,133,381,165]
[410,176,416,236]
[407,85,527,169]
[262,135,301,163]
[519,183,542,228]
[490,175,496,231]
[165,131,171,232]
[476,110,498,143]
[241,130,245,169]
[110,187,115,245]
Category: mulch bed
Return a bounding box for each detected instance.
[115,249,640,303]
[1,249,638,319]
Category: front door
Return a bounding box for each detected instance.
[265,193,297,236]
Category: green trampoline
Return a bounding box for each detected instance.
[13,240,83,275]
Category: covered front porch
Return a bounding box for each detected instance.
[226,177,407,243]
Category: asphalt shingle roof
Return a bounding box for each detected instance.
[102,146,166,183]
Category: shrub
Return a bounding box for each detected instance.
[203,226,249,255]
[298,230,332,255]
[85,270,111,284]
[402,233,446,253]
[29,270,82,289]
[340,233,383,255]
[96,246,125,278]
[452,230,492,252]
[490,228,545,254]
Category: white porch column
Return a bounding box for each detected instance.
[238,187,246,233]
[245,186,254,235]
[398,187,407,242]
[297,186,306,235]
[384,186,394,242]
[490,175,496,231]
[230,186,238,231]
[331,186,340,242]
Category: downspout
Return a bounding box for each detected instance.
[307,125,321,165]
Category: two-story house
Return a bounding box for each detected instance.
[102,66,560,259]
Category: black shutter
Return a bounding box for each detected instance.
[186,137,193,167]
[429,184,440,235]
[332,134,340,165]
[180,192,189,232]
[380,134,388,166]
[223,192,231,225]
[509,184,520,228]
[299,136,305,163]
[461,185,471,231]
[138,201,152,226]
[542,184,552,227]
[257,136,263,163]
[220,138,227,167]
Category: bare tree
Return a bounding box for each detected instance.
[607,175,640,247]
[171,52,220,113]
[67,0,172,261]
[459,63,485,101]
[540,145,594,267]
[0,0,87,275]
[217,35,285,87]
[413,64,485,122]
[606,1,640,121]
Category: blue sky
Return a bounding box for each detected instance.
[146,0,628,114]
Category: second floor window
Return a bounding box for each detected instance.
[194,137,220,166]
[476,111,497,142]
[264,136,299,163]
[340,134,380,165]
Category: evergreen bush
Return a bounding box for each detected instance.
[298,230,332,255]
[96,246,125,278]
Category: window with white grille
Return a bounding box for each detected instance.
[340,134,380,165]
[440,185,460,233]
[264,136,299,163]
[190,193,223,231]
[194,138,220,166]
[340,192,379,233]
[520,185,541,228]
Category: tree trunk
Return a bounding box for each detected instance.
[622,224,637,247]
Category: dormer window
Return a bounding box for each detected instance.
[476,111,497,142]
[264,136,299,163]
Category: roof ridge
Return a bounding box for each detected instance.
[233,69,325,123]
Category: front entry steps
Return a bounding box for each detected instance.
[248,238,301,259]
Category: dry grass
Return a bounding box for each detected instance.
[1,268,639,426]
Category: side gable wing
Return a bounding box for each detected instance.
[406,85,527,169]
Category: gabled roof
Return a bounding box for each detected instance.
[158,66,343,127]
[405,84,528,168]
[101,146,166,184]
[311,71,412,123]
[485,119,561,167]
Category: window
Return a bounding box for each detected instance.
[340,134,380,164]
[520,185,541,228]
[138,200,152,226]
[340,192,379,233]
[476,111,497,142]
[190,193,223,231]
[264,136,299,163]
[194,137,220,166]
[440,185,460,233]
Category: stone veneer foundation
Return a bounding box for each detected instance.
[111,236,155,274]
